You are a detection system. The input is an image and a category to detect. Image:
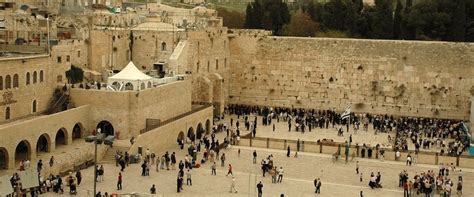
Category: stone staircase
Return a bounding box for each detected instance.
[100,140,132,164]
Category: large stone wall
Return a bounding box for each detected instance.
[229,35,474,120]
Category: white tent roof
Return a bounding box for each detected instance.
[109,61,153,81]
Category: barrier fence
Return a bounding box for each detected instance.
[237,136,474,168]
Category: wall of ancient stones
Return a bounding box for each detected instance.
[228,35,474,120]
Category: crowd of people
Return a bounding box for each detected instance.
[398,164,463,197]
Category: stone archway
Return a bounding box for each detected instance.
[187,127,195,142]
[72,123,83,140]
[0,147,8,170]
[55,128,68,146]
[97,121,114,136]
[36,133,51,153]
[15,140,31,162]
[177,131,185,143]
[197,123,204,140]
[205,119,211,134]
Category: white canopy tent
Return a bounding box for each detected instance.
[107,61,154,91]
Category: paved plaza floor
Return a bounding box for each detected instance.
[42,145,472,197]
[33,114,473,196]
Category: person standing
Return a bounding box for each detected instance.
[37,160,43,173]
[186,170,192,186]
[229,176,238,193]
[117,172,122,190]
[221,153,226,167]
[316,178,322,194]
[253,150,257,164]
[150,184,156,194]
[314,178,318,193]
[257,181,263,197]
[75,170,82,186]
[171,152,177,170]
[356,161,360,174]
[211,162,217,175]
[49,156,54,167]
[177,175,183,193]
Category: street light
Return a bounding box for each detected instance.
[85,128,102,196]
[94,128,101,196]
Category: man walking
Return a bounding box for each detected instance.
[277,167,284,183]
[257,181,263,197]
[227,164,233,176]
[229,176,238,193]
[117,172,122,190]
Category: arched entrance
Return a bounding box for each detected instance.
[196,123,204,140]
[205,119,211,134]
[177,131,185,143]
[36,133,50,153]
[187,127,195,142]
[15,140,31,162]
[72,123,83,140]
[0,147,8,170]
[97,121,114,136]
[55,128,68,146]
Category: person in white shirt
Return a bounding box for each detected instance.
[277,167,284,183]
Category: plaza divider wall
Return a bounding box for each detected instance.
[237,136,474,169]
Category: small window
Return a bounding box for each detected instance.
[57,75,62,83]
[225,58,227,68]
[147,82,152,88]
[161,42,167,51]
[32,100,37,113]
[40,70,44,82]
[216,59,219,70]
[26,72,30,85]
[125,82,134,90]
[196,62,200,73]
[0,76,3,90]
[33,71,37,84]
[207,61,210,72]
[140,82,145,90]
[13,74,18,88]
[5,107,10,120]
[66,55,70,62]
[57,56,62,63]
[5,75,11,89]
[77,50,81,57]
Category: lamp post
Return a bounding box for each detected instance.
[93,128,101,196]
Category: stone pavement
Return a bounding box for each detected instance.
[42,144,473,197]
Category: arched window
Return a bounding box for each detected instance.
[5,75,11,89]
[0,76,3,90]
[140,82,145,90]
[147,81,152,88]
[13,74,18,88]
[161,42,167,51]
[39,70,44,82]
[112,82,120,90]
[124,82,134,90]
[33,71,37,84]
[26,72,30,85]
[5,107,10,120]
[32,100,37,113]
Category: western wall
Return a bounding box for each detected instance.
[228,30,474,120]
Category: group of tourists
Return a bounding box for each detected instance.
[399,166,463,197]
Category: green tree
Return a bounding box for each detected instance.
[218,7,245,29]
[284,9,320,37]
[65,65,84,84]
[393,0,403,39]
[244,3,254,28]
[371,0,394,39]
